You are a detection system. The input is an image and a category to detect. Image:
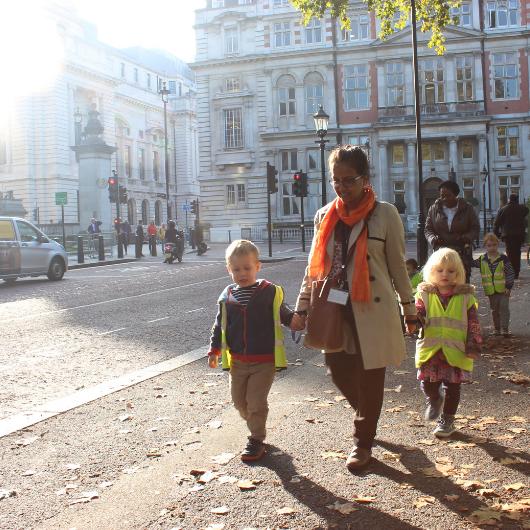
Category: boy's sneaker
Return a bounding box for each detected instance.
[502,330,511,338]
[433,414,456,438]
[241,438,265,462]
[492,329,501,337]
[424,395,444,421]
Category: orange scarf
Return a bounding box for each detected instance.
[308,188,376,303]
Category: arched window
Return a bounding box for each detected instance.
[276,75,296,118]
[304,72,324,114]
[127,198,136,225]
[155,200,163,225]
[141,200,149,225]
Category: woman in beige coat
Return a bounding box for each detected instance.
[291,145,417,471]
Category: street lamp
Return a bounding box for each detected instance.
[480,165,489,234]
[159,81,171,222]
[313,105,329,206]
[448,165,456,182]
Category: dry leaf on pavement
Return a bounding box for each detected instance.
[508,416,526,423]
[381,451,401,462]
[14,436,39,447]
[0,489,17,500]
[477,488,499,497]
[211,506,230,515]
[326,501,358,514]
[468,508,503,525]
[206,420,222,429]
[118,414,132,422]
[444,494,460,501]
[218,476,238,484]
[65,463,80,471]
[353,496,375,504]
[413,496,436,509]
[277,506,296,515]
[320,451,347,460]
[503,482,526,491]
[237,479,261,490]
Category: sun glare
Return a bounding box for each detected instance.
[0,3,64,123]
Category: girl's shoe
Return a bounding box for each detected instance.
[502,330,511,338]
[433,414,456,438]
[241,438,265,462]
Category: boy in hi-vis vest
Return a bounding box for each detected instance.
[207,240,295,461]
[472,233,515,338]
[415,248,482,438]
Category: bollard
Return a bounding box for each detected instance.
[150,235,157,257]
[279,229,283,244]
[98,235,105,261]
[228,230,231,244]
[117,234,124,259]
[135,235,143,258]
[77,236,84,264]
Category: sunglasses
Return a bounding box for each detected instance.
[329,175,364,188]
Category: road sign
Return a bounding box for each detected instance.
[182,203,191,212]
[55,192,68,206]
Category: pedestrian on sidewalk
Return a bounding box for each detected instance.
[493,193,528,279]
[472,233,514,337]
[136,222,145,257]
[207,240,294,462]
[292,145,417,471]
[147,220,157,256]
[158,223,166,254]
[415,248,482,439]
[121,220,131,254]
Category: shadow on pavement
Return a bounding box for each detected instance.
[262,443,423,529]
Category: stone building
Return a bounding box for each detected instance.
[0,3,199,231]
[193,0,529,242]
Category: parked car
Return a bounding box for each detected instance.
[0,216,68,284]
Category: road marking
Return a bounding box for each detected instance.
[186,307,204,313]
[0,347,208,438]
[98,328,126,335]
[147,316,170,323]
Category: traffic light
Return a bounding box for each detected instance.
[266,162,278,194]
[292,172,302,197]
[108,176,118,203]
[299,171,308,198]
[191,199,199,216]
[119,185,128,204]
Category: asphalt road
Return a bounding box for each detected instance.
[0,256,307,420]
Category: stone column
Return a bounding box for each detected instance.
[377,140,389,201]
[407,141,418,215]
[448,135,458,175]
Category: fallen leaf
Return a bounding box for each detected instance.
[99,481,113,488]
[394,385,403,393]
[65,463,80,471]
[448,441,476,449]
[21,470,36,477]
[394,370,411,375]
[413,496,436,509]
[353,496,376,504]
[211,453,235,465]
[277,506,296,515]
[508,416,526,423]
[0,489,16,500]
[503,482,526,491]
[381,451,401,462]
[418,439,436,446]
[508,427,526,434]
[206,420,222,429]
[495,456,525,465]
[205,525,225,530]
[182,441,202,451]
[304,397,319,402]
[477,488,499,498]
[198,471,218,484]
[334,395,346,402]
[14,436,39,447]
[218,476,238,484]
[468,508,503,525]
[503,389,519,394]
[69,490,99,505]
[118,414,132,422]
[189,485,205,492]
[456,479,486,491]
[237,479,260,491]
[326,501,358,514]
[386,406,406,413]
[444,494,460,501]
[211,506,230,515]
[320,451,347,460]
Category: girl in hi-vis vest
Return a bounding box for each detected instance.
[415,248,482,438]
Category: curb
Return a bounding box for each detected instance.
[261,256,295,263]
[69,258,138,270]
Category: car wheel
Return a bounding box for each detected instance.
[3,277,17,285]
[47,258,65,281]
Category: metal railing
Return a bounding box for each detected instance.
[240,226,314,242]
[378,100,485,121]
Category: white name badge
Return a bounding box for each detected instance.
[327,288,349,306]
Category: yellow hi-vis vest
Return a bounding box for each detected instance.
[479,256,505,295]
[415,291,477,372]
[221,285,287,371]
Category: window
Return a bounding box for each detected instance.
[124,146,131,177]
[274,22,291,47]
[347,135,370,157]
[422,142,445,161]
[492,53,518,99]
[0,220,16,241]
[305,84,323,114]
[420,59,445,104]
[461,140,474,160]
[16,221,40,243]
[308,150,320,170]
[281,150,298,171]
[153,151,160,181]
[463,178,475,201]
[147,73,151,89]
[498,175,519,205]
[344,64,369,110]
[134,68,138,83]
[497,126,519,157]
[168,80,177,94]
[239,0,252,4]
[226,184,246,206]
[224,108,243,149]
[282,182,300,216]
[138,148,145,179]
[386,62,405,106]
[456,56,474,101]
[392,144,405,165]
[279,87,296,116]
[225,77,240,92]
[305,18,322,44]
[451,2,472,26]
[341,13,369,41]
[393,181,405,207]
[120,63,125,78]
[274,0,289,5]
[487,0,519,28]
[225,27,239,54]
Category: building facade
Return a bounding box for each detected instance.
[193,0,530,242]
[0,3,199,231]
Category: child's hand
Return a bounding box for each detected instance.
[404,317,417,334]
[208,353,219,368]
[466,352,479,360]
[290,313,306,331]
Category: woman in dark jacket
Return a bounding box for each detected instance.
[164,221,177,243]
[425,180,480,281]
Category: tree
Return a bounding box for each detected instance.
[291,0,461,55]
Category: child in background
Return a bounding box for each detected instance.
[415,248,482,438]
[406,258,423,295]
[207,240,294,461]
[472,233,515,338]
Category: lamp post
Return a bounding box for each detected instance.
[448,165,456,182]
[159,81,171,222]
[480,165,488,235]
[73,108,82,162]
[313,105,329,207]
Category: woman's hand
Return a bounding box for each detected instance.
[404,317,417,334]
[290,313,306,331]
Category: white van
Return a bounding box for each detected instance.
[0,217,68,284]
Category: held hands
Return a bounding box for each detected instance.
[290,313,307,331]
[404,317,417,335]
[505,289,511,297]
[208,353,220,368]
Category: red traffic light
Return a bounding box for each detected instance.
[108,177,117,186]
[293,172,301,180]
